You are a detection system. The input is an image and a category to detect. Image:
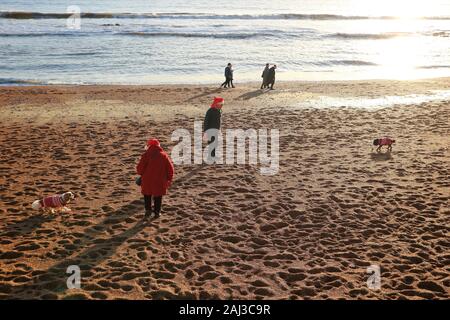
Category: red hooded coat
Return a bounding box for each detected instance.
[136,145,174,196]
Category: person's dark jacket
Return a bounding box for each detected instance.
[262,66,269,78]
[225,66,233,79]
[267,67,276,83]
[204,107,221,131]
[262,66,270,86]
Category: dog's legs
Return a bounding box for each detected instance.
[45,208,56,214]
[376,146,382,153]
[61,207,72,213]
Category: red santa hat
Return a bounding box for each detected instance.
[211,97,224,108]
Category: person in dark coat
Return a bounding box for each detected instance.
[267,64,277,90]
[203,97,223,159]
[136,139,174,220]
[261,63,270,89]
[220,63,234,88]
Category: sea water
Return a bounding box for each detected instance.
[1,0,449,85]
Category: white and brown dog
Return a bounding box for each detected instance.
[31,192,76,213]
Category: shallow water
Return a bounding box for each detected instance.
[300,90,450,109]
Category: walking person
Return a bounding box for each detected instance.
[261,63,270,89]
[267,64,277,90]
[203,97,223,161]
[220,63,233,88]
[136,138,174,220]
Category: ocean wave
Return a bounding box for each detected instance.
[417,65,450,69]
[0,29,309,39]
[0,78,47,85]
[328,32,412,40]
[0,30,434,40]
[431,31,450,37]
[325,60,378,66]
[0,32,91,37]
[1,11,450,20]
[118,31,279,39]
[1,29,445,41]
[0,12,114,19]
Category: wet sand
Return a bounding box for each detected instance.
[0,79,449,299]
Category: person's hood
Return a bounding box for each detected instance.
[147,138,160,147]
[146,144,163,156]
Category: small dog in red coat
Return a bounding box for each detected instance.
[373,137,395,152]
[31,192,76,213]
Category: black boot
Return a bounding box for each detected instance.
[144,210,151,220]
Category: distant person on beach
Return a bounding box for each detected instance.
[261,63,270,89]
[220,63,234,88]
[267,64,277,90]
[136,139,174,220]
[204,97,223,160]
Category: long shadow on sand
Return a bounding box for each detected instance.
[184,88,223,103]
[5,167,208,298]
[172,165,206,187]
[0,214,56,238]
[5,199,149,299]
[370,151,393,161]
[237,89,269,101]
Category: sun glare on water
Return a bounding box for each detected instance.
[348,0,444,79]
[366,35,430,79]
[352,0,435,18]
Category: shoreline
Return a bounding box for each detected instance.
[1,66,449,86]
[1,76,450,87]
[1,77,450,107]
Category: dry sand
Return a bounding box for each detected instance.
[0,79,449,299]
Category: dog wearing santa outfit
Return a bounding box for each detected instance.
[31,192,76,213]
[373,137,396,153]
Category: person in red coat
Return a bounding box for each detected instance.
[136,138,174,219]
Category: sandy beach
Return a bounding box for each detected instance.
[0,78,449,300]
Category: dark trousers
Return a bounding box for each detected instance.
[261,81,268,89]
[144,195,162,214]
[269,79,275,89]
[221,77,231,88]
